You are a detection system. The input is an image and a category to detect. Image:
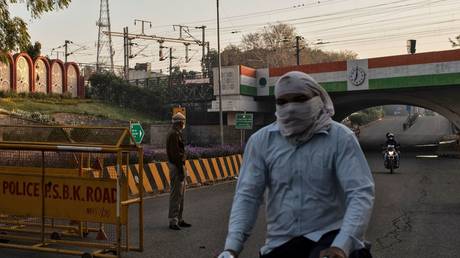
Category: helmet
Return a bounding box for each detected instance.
[386,132,394,139]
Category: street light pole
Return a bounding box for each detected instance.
[64,40,71,63]
[169,47,173,87]
[217,0,224,146]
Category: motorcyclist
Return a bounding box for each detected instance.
[384,133,400,168]
[385,133,399,147]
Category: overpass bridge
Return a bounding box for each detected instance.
[210,49,460,128]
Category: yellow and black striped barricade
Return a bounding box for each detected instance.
[118,154,244,195]
[183,155,243,186]
[0,125,144,258]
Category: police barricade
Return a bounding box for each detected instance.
[0,125,144,258]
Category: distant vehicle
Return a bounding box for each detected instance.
[383,144,400,173]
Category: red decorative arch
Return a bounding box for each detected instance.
[65,62,80,97]
[33,56,51,93]
[0,52,15,91]
[13,53,34,92]
[49,59,66,94]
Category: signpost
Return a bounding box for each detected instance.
[236,113,253,130]
[130,122,145,144]
[236,113,253,147]
[0,173,128,224]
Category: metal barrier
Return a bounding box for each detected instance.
[105,154,243,195]
[0,125,144,258]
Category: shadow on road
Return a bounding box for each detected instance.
[372,171,403,175]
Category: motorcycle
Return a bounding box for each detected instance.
[383,144,399,173]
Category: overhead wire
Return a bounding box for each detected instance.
[92,0,460,72]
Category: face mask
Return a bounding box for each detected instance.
[173,121,185,130]
[276,96,323,137]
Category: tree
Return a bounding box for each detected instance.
[221,44,243,66]
[25,41,41,59]
[0,0,71,61]
[202,49,218,77]
[349,113,364,127]
[217,23,357,69]
[170,65,182,77]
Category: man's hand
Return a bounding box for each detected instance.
[319,247,347,258]
[217,250,238,258]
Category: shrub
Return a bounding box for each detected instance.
[7,91,18,98]
[349,107,384,126]
[349,113,365,126]
[87,72,213,121]
[116,144,245,165]
[61,92,73,99]
[28,92,48,99]
[0,91,75,100]
[10,109,54,124]
[88,72,167,118]
[185,145,243,160]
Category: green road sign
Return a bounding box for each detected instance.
[130,122,145,144]
[236,113,253,130]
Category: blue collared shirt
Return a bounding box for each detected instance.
[224,121,375,256]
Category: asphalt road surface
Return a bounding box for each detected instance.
[3,152,460,258]
[358,115,453,150]
[3,115,460,258]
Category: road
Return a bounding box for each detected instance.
[3,115,460,258]
[3,152,460,258]
[358,115,453,150]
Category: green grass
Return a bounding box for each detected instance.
[0,98,157,123]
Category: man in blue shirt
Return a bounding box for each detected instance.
[218,71,375,258]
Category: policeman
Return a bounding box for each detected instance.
[166,112,191,230]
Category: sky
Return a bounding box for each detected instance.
[8,0,460,73]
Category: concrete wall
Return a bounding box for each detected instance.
[150,124,171,147]
[150,124,260,147]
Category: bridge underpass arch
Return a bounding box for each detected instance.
[331,87,460,130]
[208,49,460,137]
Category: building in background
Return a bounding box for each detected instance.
[129,62,163,83]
